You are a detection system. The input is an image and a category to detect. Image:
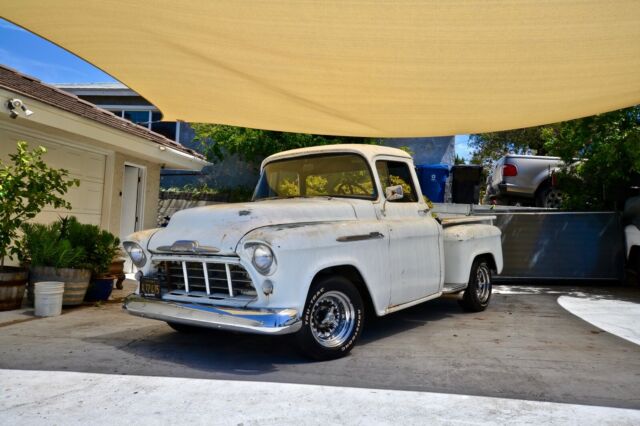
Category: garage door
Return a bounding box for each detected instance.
[0,135,106,226]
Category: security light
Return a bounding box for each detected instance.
[6,98,34,118]
[21,105,33,116]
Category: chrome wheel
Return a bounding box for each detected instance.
[309,290,356,348]
[543,189,564,208]
[475,263,492,304]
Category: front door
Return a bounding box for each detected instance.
[376,159,442,307]
[120,165,144,272]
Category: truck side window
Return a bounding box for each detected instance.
[376,160,418,202]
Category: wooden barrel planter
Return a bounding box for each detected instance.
[0,267,28,311]
[109,258,126,290]
[28,266,92,306]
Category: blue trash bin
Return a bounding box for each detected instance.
[416,164,450,202]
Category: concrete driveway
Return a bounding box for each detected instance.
[1,282,639,422]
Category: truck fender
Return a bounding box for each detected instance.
[625,224,640,259]
[308,263,379,318]
[443,224,503,287]
[533,166,561,195]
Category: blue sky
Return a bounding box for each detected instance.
[0,18,474,160]
[454,135,471,160]
[0,18,116,83]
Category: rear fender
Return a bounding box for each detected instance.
[625,225,640,259]
[443,224,503,286]
[533,166,562,194]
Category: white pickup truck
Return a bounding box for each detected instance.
[123,145,503,359]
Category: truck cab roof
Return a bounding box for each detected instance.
[262,144,412,169]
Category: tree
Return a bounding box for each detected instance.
[454,155,466,165]
[191,123,376,164]
[542,106,640,210]
[469,125,556,167]
[0,142,79,267]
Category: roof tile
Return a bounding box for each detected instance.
[0,65,204,160]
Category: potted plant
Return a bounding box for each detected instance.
[0,142,78,311]
[20,221,91,306]
[68,218,121,302]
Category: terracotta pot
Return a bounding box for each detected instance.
[109,258,126,290]
[0,266,28,311]
[28,266,91,306]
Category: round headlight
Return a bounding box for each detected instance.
[123,242,147,267]
[251,244,275,275]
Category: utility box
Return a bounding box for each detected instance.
[451,165,483,204]
[416,164,450,202]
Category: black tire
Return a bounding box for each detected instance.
[166,321,205,333]
[296,276,364,361]
[459,258,493,312]
[625,248,640,286]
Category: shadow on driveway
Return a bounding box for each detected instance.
[81,298,456,375]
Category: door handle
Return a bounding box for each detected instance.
[336,232,385,242]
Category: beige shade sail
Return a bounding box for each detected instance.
[3,1,640,137]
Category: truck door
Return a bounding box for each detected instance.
[376,159,442,307]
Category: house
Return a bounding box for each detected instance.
[53,82,192,145]
[56,83,456,191]
[55,82,261,190]
[0,65,208,256]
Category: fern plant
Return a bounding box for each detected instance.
[19,222,86,269]
[19,217,120,273]
[62,217,120,275]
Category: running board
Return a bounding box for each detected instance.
[441,283,467,294]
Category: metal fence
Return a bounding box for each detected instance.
[435,204,625,282]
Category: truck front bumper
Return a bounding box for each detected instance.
[123,294,302,335]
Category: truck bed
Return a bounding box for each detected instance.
[440,215,496,227]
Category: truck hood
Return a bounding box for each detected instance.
[147,198,358,255]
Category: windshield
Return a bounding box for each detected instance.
[253,153,377,200]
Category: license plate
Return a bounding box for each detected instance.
[140,278,161,298]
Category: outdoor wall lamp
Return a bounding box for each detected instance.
[7,98,34,119]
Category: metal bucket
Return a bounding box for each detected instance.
[28,266,91,306]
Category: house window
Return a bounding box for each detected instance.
[123,110,151,126]
[150,112,178,141]
[108,109,180,142]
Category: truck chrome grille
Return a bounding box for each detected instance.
[156,260,256,297]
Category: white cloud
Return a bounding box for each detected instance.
[0,20,26,32]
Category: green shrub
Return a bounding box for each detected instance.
[19,222,86,269]
[60,217,120,275]
[19,217,120,274]
[542,106,640,210]
[0,141,79,267]
[161,184,254,202]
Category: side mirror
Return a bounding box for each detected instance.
[385,185,404,201]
